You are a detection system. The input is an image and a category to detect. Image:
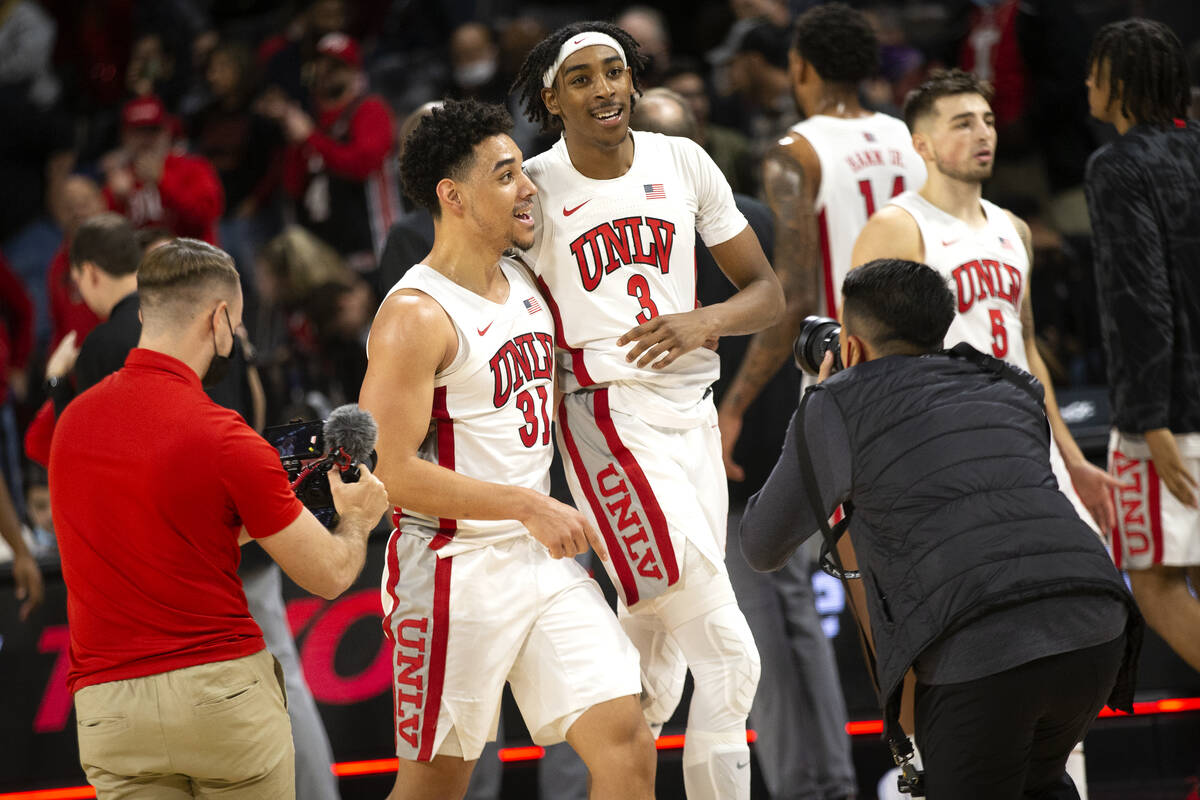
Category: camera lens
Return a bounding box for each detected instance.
[793,315,843,376]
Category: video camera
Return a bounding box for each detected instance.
[264,405,378,528]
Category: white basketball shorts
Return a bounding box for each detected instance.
[556,386,730,608]
[381,530,642,761]
[1108,430,1200,569]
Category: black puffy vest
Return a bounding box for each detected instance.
[813,348,1141,735]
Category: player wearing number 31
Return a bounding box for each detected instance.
[512,21,782,800]
[360,99,655,800]
[851,68,1120,535]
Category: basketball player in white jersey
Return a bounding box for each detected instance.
[511,22,783,800]
[360,99,654,800]
[851,70,1121,796]
[852,68,1118,534]
[718,2,926,477]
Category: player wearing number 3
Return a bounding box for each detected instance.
[852,69,1119,537]
[361,99,655,800]
[512,21,783,800]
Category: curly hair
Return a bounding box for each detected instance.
[399,99,513,216]
[792,2,879,85]
[1089,18,1189,128]
[902,68,995,130]
[510,20,647,134]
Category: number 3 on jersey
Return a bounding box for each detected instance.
[516,385,551,448]
[627,273,659,325]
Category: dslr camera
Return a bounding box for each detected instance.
[793,315,844,377]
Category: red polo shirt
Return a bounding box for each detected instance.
[49,348,304,693]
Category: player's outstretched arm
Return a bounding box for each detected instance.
[717,139,820,480]
[850,205,924,268]
[360,291,606,560]
[1010,213,1121,530]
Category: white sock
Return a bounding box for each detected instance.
[682,729,750,800]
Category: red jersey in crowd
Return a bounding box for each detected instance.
[104,151,225,244]
[282,94,398,261]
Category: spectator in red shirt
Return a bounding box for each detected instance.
[103,95,225,244]
[49,237,388,798]
[0,252,34,406]
[264,33,398,274]
[46,175,107,350]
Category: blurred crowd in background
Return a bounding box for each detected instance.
[0,0,1197,561]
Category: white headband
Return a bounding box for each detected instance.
[542,32,628,89]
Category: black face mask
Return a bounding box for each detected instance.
[202,308,236,387]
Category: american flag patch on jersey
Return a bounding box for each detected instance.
[863,131,877,142]
[644,183,666,200]
[999,235,1015,251]
[523,296,542,314]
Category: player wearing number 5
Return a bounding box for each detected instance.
[512,22,782,800]
[360,99,655,800]
[852,69,1119,536]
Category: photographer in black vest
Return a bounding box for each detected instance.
[741,258,1142,799]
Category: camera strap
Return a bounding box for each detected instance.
[793,387,854,578]
[945,343,1050,438]
[793,386,923,794]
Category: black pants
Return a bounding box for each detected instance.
[914,634,1125,800]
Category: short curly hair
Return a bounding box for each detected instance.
[902,68,994,131]
[399,99,514,216]
[510,20,647,134]
[792,3,879,85]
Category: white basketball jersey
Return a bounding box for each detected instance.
[889,191,1030,370]
[379,259,555,557]
[790,113,926,316]
[522,131,747,425]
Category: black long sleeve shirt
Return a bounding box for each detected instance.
[1084,120,1200,434]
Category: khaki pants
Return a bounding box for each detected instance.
[75,648,295,799]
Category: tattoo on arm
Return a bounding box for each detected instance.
[721,147,820,415]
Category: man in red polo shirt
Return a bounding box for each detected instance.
[49,237,388,798]
[104,95,225,244]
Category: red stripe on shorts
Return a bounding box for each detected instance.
[818,209,836,318]
[382,528,404,752]
[1110,451,1125,570]
[559,399,641,605]
[1147,458,1163,563]
[593,388,680,586]
[417,555,453,761]
[536,276,594,387]
[430,386,458,551]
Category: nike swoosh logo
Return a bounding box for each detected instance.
[563,200,591,216]
[736,761,749,769]
[941,238,959,246]
[477,321,493,336]
[573,37,586,44]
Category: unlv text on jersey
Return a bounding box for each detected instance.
[569,216,677,291]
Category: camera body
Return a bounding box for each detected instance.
[264,419,376,528]
[793,315,844,377]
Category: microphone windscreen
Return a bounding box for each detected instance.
[323,404,378,465]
